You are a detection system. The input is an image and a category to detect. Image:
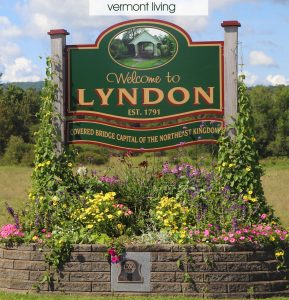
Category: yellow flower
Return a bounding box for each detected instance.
[117,223,124,232]
[243,195,249,201]
[46,161,51,166]
[248,191,253,195]
[250,198,257,202]
[52,196,59,205]
[163,219,169,227]
[229,163,235,168]
[180,231,186,239]
[87,224,94,229]
[270,236,275,241]
[222,162,227,167]
[68,162,73,167]
[32,235,38,241]
[107,214,113,220]
[275,250,284,257]
[246,166,251,172]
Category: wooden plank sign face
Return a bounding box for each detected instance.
[67,119,223,152]
[66,19,224,151]
[66,19,224,123]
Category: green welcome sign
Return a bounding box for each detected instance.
[67,119,223,152]
[66,19,224,123]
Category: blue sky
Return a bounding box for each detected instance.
[0,0,289,86]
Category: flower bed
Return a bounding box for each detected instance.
[1,68,289,297]
[1,244,289,297]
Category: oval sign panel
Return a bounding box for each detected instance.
[108,26,178,70]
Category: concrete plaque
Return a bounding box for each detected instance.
[111,252,151,292]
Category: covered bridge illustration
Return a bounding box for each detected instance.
[129,31,161,58]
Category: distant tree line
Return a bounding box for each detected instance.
[0,82,288,166]
[249,85,289,157]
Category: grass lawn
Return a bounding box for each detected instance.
[0,157,289,227]
[0,293,193,300]
[261,157,289,226]
[1,294,289,300]
[0,166,32,226]
[0,294,204,300]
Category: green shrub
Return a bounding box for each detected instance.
[20,144,34,166]
[75,146,109,165]
[1,135,34,165]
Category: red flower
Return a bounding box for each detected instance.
[111,255,120,263]
[108,248,116,256]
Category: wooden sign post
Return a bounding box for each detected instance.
[221,20,241,127]
[48,29,69,153]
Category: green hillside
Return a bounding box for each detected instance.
[2,81,44,91]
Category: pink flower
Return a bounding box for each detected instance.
[260,213,267,220]
[111,255,120,263]
[208,224,213,227]
[46,232,52,238]
[229,233,234,238]
[223,237,229,241]
[239,236,245,241]
[0,224,24,239]
[229,238,236,243]
[204,229,210,237]
[108,248,116,256]
[188,230,193,237]
[41,228,46,233]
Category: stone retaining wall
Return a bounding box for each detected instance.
[1,244,289,297]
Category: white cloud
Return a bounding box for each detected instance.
[266,74,289,86]
[240,71,259,86]
[249,50,277,67]
[210,0,241,9]
[166,16,208,33]
[0,16,22,38]
[1,57,41,82]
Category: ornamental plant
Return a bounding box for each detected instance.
[23,57,79,233]
[217,75,275,221]
[0,224,24,239]
[150,162,255,235]
[71,191,133,237]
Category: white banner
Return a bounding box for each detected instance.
[89,0,208,16]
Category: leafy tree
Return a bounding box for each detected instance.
[109,39,128,59]
[249,85,289,157]
[121,28,145,45]
[0,85,40,155]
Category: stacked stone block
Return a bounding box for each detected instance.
[1,243,289,297]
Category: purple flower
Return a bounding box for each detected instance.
[99,176,119,184]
